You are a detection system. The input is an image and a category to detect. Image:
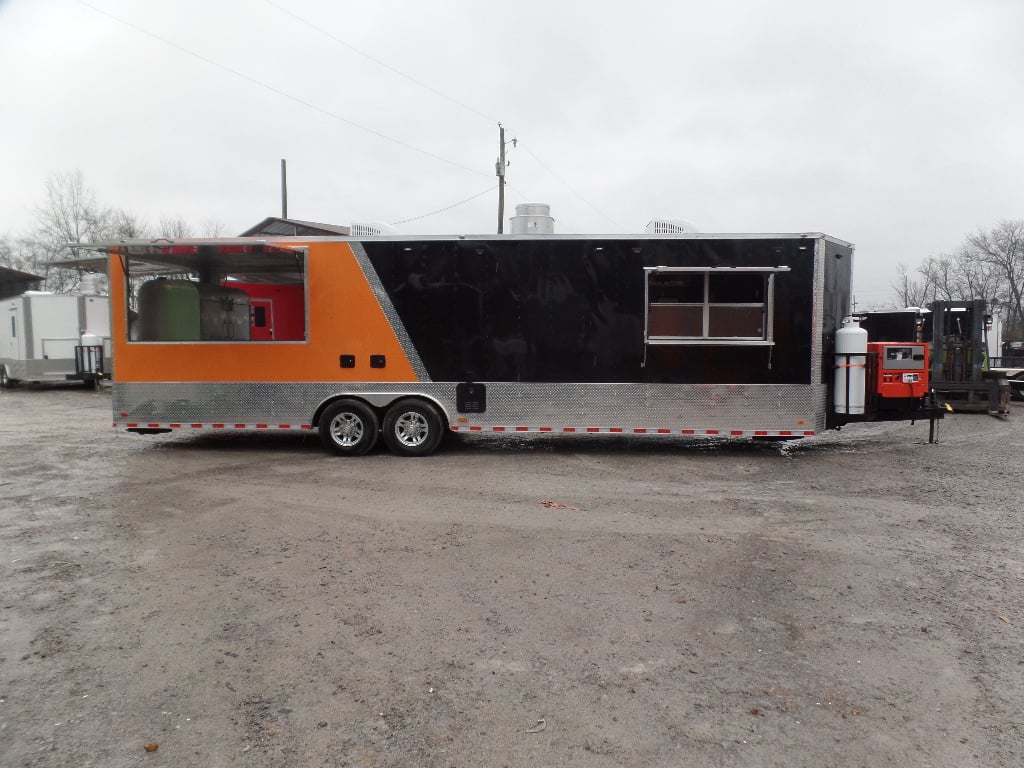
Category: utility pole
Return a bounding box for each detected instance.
[496,124,506,234]
[495,124,517,234]
[281,159,288,219]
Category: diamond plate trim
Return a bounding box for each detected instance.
[113,381,826,433]
[349,241,429,381]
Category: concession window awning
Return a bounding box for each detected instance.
[58,239,308,284]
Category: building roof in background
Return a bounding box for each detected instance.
[240,217,351,237]
[0,266,43,300]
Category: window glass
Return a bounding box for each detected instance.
[649,304,703,337]
[708,306,764,337]
[650,274,703,303]
[645,267,782,345]
[709,273,764,302]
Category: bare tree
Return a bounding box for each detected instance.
[108,209,152,240]
[199,218,227,237]
[894,220,1024,339]
[13,170,225,293]
[0,235,34,274]
[159,216,229,239]
[890,255,954,308]
[953,244,1003,308]
[892,262,931,308]
[35,170,110,245]
[966,219,1024,338]
[158,216,195,238]
[25,171,115,292]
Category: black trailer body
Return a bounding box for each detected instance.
[362,234,851,387]
[356,232,853,438]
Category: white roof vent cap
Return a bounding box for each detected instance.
[645,218,700,234]
[350,221,396,237]
[510,202,555,235]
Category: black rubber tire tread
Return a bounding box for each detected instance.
[319,399,380,456]
[381,398,445,457]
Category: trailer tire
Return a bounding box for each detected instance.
[382,398,445,457]
[319,399,380,456]
[0,365,10,388]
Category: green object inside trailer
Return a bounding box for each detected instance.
[137,280,201,340]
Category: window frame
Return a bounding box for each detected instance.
[119,243,309,344]
[643,265,790,346]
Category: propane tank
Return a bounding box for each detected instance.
[834,317,868,415]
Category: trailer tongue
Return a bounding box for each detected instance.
[67,232,943,455]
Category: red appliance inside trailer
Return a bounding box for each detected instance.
[228,283,305,341]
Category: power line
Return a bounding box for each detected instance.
[75,0,619,233]
[258,1,619,231]
[391,186,497,226]
[517,142,626,230]
[261,0,497,125]
[73,0,490,179]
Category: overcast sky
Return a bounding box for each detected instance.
[2,0,1022,307]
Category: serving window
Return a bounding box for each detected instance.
[115,242,308,343]
[644,266,789,346]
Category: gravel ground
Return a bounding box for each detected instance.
[1,386,1022,767]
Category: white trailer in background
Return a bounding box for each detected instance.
[0,289,111,387]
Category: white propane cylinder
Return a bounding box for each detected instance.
[834,317,868,415]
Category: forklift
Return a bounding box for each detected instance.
[925,300,1009,416]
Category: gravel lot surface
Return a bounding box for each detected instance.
[1,386,1022,767]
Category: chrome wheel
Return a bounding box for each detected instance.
[318,399,379,456]
[392,410,430,448]
[382,399,445,457]
[330,411,366,447]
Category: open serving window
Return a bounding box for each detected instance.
[67,240,308,343]
[643,265,790,346]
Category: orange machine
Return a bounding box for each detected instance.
[868,342,929,400]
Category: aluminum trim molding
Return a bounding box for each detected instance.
[349,241,430,381]
[113,381,824,433]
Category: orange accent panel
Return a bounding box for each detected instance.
[110,242,418,383]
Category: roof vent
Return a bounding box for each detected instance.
[510,203,555,235]
[645,218,700,234]
[350,221,396,237]
[79,274,100,295]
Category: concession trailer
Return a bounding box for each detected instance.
[0,287,110,387]
[71,232,943,455]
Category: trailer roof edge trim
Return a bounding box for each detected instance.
[645,266,792,274]
[64,239,304,257]
[120,231,845,247]
[57,233,851,251]
[58,240,307,283]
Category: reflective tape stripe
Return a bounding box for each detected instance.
[447,425,814,437]
[123,421,815,437]
[116,423,310,430]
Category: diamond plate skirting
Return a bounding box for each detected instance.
[113,381,827,434]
